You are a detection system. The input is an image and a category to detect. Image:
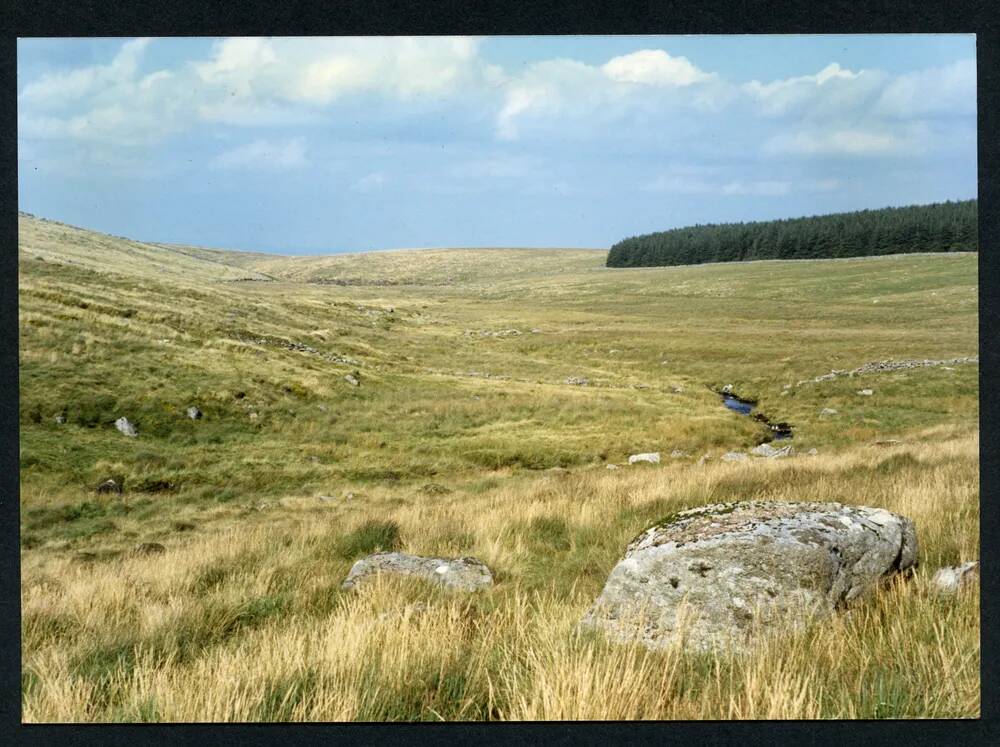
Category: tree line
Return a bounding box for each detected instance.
[606,200,978,268]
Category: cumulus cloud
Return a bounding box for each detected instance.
[350,171,386,193]
[644,169,842,196]
[210,138,308,170]
[601,49,715,86]
[763,129,911,156]
[876,58,976,118]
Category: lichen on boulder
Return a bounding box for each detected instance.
[581,500,918,653]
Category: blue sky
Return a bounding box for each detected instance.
[17,35,977,253]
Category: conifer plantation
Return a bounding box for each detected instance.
[606,200,978,268]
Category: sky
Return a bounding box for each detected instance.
[17,35,978,254]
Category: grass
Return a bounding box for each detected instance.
[18,213,979,721]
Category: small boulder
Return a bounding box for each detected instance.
[115,417,138,437]
[628,452,661,465]
[95,478,122,494]
[720,451,748,462]
[54,414,66,424]
[186,406,203,420]
[721,384,735,394]
[750,443,794,459]
[345,374,360,387]
[132,542,166,556]
[931,561,979,595]
[820,408,838,416]
[341,552,494,592]
[670,449,688,459]
[807,448,819,456]
[565,376,589,386]
[248,412,259,420]
[606,464,620,470]
[580,501,918,653]
[857,389,874,396]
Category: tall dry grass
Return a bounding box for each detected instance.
[22,433,979,721]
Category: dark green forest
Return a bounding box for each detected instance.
[606,200,978,268]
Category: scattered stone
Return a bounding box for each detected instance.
[565,376,589,386]
[54,414,66,424]
[248,412,259,420]
[697,455,712,465]
[308,456,320,463]
[720,451,748,462]
[132,542,166,556]
[721,384,735,394]
[671,386,684,393]
[580,501,918,653]
[783,384,792,390]
[796,357,977,388]
[606,464,620,470]
[341,552,494,592]
[807,448,819,456]
[115,417,138,437]
[186,406,203,420]
[345,374,360,387]
[820,408,838,416]
[95,478,122,494]
[670,449,688,459]
[628,452,661,465]
[857,389,874,396]
[530,328,542,334]
[931,561,979,595]
[750,443,794,459]
[318,495,337,502]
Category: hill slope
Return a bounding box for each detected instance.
[18,216,979,721]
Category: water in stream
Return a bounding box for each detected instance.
[721,393,793,440]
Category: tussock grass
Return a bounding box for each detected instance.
[19,215,978,720]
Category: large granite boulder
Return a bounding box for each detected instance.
[581,501,918,653]
[341,552,494,592]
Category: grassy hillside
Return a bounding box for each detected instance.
[19,214,979,720]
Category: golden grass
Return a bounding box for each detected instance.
[22,434,979,721]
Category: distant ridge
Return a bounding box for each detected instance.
[607,200,978,268]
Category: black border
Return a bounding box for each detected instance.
[3,2,998,745]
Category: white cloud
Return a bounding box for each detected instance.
[644,171,841,196]
[601,50,715,87]
[350,171,386,193]
[763,129,910,156]
[210,138,308,170]
[743,63,886,118]
[876,58,976,118]
[721,180,790,196]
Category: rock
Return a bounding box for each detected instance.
[628,452,661,465]
[721,384,735,394]
[95,478,122,494]
[820,408,838,416]
[671,386,684,393]
[931,561,979,595]
[857,389,874,396]
[580,501,918,653]
[750,443,794,459]
[720,451,748,462]
[115,417,138,437]
[132,542,166,556]
[782,384,792,390]
[606,464,620,470]
[670,449,688,459]
[345,374,360,387]
[318,495,337,502]
[565,376,589,386]
[186,406,203,420]
[807,448,819,456]
[54,414,66,424]
[697,455,712,465]
[248,412,259,420]
[530,328,542,334]
[341,552,494,592]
